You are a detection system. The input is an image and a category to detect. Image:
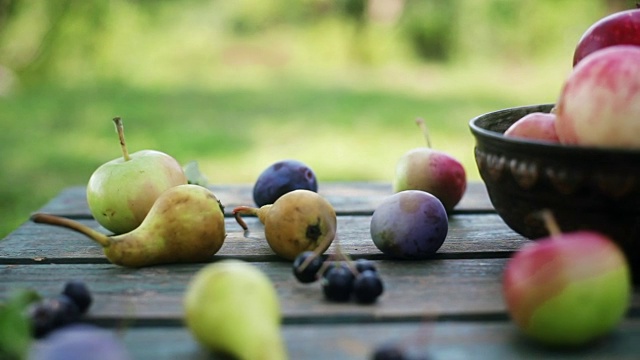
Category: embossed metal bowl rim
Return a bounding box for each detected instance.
[469,103,640,160]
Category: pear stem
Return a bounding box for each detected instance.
[539,209,562,238]
[31,213,111,247]
[232,206,258,231]
[416,117,432,148]
[113,117,131,162]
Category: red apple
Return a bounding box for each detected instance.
[504,112,560,143]
[393,119,467,212]
[503,224,631,346]
[555,45,640,148]
[573,7,640,66]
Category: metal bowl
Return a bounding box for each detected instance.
[469,104,640,281]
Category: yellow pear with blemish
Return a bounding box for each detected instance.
[233,189,336,260]
[87,117,187,234]
[31,184,226,267]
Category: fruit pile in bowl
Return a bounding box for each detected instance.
[469,7,640,282]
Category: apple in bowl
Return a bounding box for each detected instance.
[555,45,640,148]
[573,6,640,66]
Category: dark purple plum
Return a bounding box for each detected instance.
[370,190,448,259]
[252,159,318,207]
[29,324,132,360]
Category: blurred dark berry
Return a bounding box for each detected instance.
[29,295,81,338]
[321,261,348,279]
[355,258,377,273]
[372,343,407,360]
[354,270,384,304]
[292,251,325,283]
[62,280,93,314]
[322,264,355,302]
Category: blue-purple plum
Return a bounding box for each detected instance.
[253,160,318,207]
[370,190,448,259]
[28,324,132,360]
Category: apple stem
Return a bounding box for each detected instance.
[113,117,131,162]
[416,117,432,148]
[30,213,112,247]
[539,209,562,238]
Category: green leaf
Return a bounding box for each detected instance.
[0,290,41,360]
[183,160,211,187]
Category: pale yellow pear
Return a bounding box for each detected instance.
[184,260,287,360]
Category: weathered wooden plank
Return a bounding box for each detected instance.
[33,182,493,217]
[0,260,507,321]
[116,319,640,360]
[1,262,638,322]
[0,214,528,262]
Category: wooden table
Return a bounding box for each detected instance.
[1,182,639,359]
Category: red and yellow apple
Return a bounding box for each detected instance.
[393,118,466,212]
[504,112,559,143]
[555,45,640,148]
[503,230,631,347]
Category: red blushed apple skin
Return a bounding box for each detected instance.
[504,112,560,143]
[573,9,640,66]
[393,148,467,212]
[555,45,640,148]
[503,232,631,346]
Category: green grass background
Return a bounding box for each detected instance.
[0,0,626,238]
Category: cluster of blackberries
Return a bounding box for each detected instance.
[293,251,384,304]
[28,280,93,338]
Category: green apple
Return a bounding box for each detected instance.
[184,260,287,360]
[86,117,187,234]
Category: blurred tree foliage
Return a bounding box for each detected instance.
[0,0,634,87]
